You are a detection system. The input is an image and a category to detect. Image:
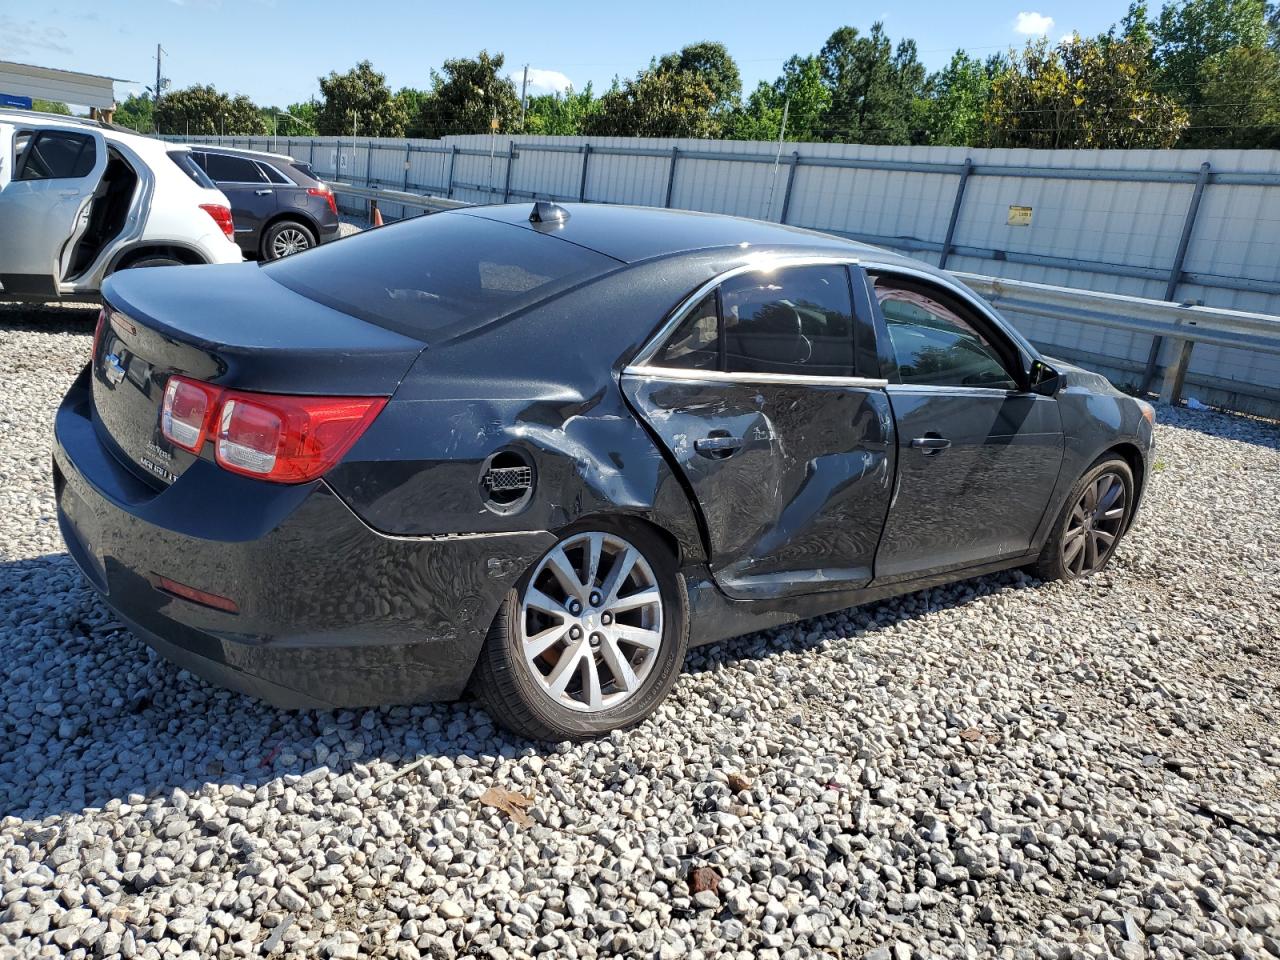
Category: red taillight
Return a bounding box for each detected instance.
[308,185,338,216]
[160,376,384,483]
[161,376,221,452]
[200,203,235,240]
[215,393,386,483]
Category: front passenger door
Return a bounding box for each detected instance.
[869,272,1065,582]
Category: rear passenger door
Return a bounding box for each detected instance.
[197,152,277,248]
[867,270,1065,581]
[0,127,107,296]
[622,262,896,600]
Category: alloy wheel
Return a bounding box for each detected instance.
[1062,471,1127,575]
[519,531,664,713]
[271,227,311,259]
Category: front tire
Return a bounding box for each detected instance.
[473,521,688,741]
[1032,454,1134,582]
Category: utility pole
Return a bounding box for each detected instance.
[765,97,790,221]
[152,43,167,133]
[519,64,529,130]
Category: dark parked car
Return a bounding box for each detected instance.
[187,146,339,260]
[54,203,1154,740]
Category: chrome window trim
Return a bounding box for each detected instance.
[630,255,863,369]
[622,365,888,389]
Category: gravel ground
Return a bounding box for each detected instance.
[1,302,1278,960]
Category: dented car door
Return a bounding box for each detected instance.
[622,262,896,600]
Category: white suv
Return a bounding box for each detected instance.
[0,111,242,302]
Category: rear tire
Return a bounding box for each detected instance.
[1031,454,1134,582]
[473,521,689,741]
[261,220,316,261]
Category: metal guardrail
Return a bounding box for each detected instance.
[326,180,1280,411]
[326,181,469,214]
[958,273,1280,405]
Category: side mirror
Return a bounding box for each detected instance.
[1029,360,1061,397]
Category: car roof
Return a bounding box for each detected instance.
[0,110,179,152]
[456,202,898,266]
[193,145,295,163]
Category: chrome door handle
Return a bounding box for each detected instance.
[910,435,952,455]
[695,434,744,459]
[255,189,273,195]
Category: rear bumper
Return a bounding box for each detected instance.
[53,367,553,709]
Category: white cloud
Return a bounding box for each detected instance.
[1058,31,1078,44]
[0,16,72,57]
[1014,11,1055,35]
[511,68,573,96]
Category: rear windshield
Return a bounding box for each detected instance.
[261,211,619,341]
[168,151,216,189]
[289,161,317,181]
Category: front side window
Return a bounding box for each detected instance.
[874,277,1017,390]
[18,131,96,181]
[203,153,266,183]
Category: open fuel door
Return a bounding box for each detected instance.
[0,125,108,298]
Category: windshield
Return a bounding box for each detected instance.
[261,211,620,341]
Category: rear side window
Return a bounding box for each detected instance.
[259,161,291,184]
[18,130,96,180]
[654,265,858,377]
[262,211,619,340]
[203,153,267,183]
[167,151,216,188]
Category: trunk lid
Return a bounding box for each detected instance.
[92,261,424,486]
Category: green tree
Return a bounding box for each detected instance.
[1269,2,1279,46]
[1154,0,1269,103]
[583,68,722,138]
[395,87,432,137]
[317,60,408,137]
[985,35,1188,148]
[278,100,317,135]
[113,93,154,132]
[33,99,71,114]
[523,85,599,135]
[155,85,267,136]
[1188,43,1280,144]
[417,51,520,138]
[655,41,742,112]
[919,51,991,145]
[818,23,928,144]
[728,55,831,142]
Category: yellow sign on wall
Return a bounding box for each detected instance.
[1008,205,1034,226]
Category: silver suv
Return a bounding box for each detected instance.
[0,111,242,302]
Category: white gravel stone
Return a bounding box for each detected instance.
[2,300,1279,960]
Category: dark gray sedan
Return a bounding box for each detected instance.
[54,202,1154,740]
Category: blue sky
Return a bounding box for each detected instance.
[5,1,1130,108]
